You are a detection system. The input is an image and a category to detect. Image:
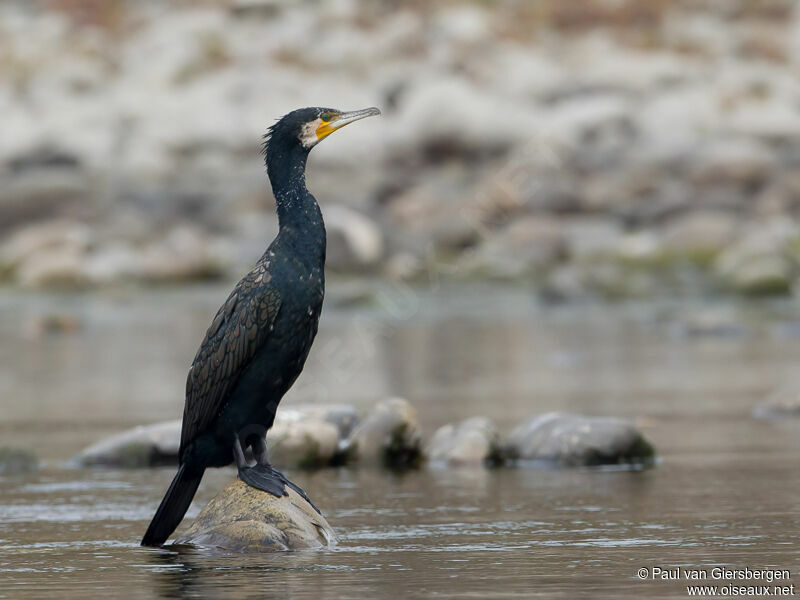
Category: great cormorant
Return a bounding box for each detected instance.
[141,106,380,547]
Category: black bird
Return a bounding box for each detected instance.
[141,106,380,547]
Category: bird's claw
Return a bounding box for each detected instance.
[237,463,321,515]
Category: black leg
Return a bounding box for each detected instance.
[233,436,251,469]
[252,435,270,466]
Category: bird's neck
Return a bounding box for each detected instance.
[267,146,326,264]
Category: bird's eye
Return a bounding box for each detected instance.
[320,113,331,122]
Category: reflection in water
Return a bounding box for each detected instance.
[1,286,800,598]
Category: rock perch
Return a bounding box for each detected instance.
[174,479,335,552]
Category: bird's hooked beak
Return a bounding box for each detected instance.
[316,107,381,142]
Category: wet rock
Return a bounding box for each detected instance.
[614,231,664,264]
[540,264,591,303]
[393,77,534,158]
[0,447,39,474]
[267,418,340,470]
[139,226,230,283]
[690,139,774,187]
[175,479,335,552]
[544,94,635,155]
[0,220,93,287]
[386,170,480,253]
[753,389,800,420]
[610,177,693,228]
[83,244,142,285]
[728,100,800,144]
[0,171,89,231]
[344,398,423,469]
[17,246,89,289]
[229,0,285,19]
[275,404,360,439]
[504,412,656,468]
[383,251,424,281]
[660,210,740,259]
[458,216,566,279]
[717,253,793,297]
[73,404,360,470]
[713,222,796,297]
[324,205,384,272]
[427,417,504,467]
[756,171,800,217]
[433,5,490,46]
[71,420,181,468]
[268,404,361,469]
[0,221,92,267]
[563,218,623,260]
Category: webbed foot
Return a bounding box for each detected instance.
[233,434,321,514]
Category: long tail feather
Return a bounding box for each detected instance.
[141,464,204,546]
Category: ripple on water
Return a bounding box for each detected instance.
[0,503,151,523]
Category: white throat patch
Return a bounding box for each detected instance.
[300,119,323,149]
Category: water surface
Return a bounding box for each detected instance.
[1,285,798,598]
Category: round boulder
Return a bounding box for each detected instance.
[280,404,360,440]
[267,419,340,470]
[175,479,335,552]
[504,412,656,468]
[324,205,383,272]
[70,420,181,468]
[344,398,423,468]
[427,417,504,467]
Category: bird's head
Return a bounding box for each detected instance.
[265,106,381,154]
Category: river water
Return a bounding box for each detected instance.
[1,284,798,599]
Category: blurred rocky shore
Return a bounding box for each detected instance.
[1,0,800,299]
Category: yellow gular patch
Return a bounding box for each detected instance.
[315,119,337,141]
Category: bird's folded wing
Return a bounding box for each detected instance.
[179,265,281,456]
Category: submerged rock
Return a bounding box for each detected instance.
[175,479,335,552]
[71,420,182,468]
[344,398,423,468]
[504,413,656,468]
[753,389,800,420]
[0,447,39,474]
[427,417,504,467]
